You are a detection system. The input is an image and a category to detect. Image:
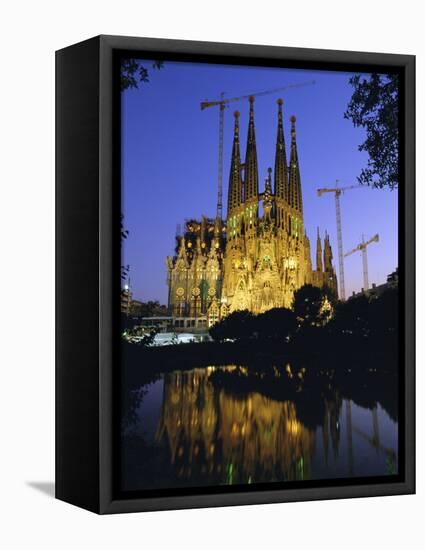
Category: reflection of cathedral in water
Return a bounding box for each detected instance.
[156,368,342,485]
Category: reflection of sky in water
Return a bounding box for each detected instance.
[312,401,397,479]
[134,379,163,439]
[123,367,398,491]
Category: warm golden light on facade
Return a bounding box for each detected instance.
[166,101,338,324]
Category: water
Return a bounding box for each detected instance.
[121,366,398,492]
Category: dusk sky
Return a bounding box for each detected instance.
[121,59,398,304]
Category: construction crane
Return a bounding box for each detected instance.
[317,182,363,301]
[344,234,379,292]
[201,80,315,220]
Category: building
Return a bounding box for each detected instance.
[136,316,173,333]
[166,98,338,326]
[130,299,168,318]
[120,284,132,315]
[349,268,399,300]
[129,299,144,316]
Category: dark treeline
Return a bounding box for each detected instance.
[122,284,398,381]
[121,284,399,426]
[209,284,398,373]
[208,365,398,427]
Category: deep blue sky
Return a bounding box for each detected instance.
[122,60,398,304]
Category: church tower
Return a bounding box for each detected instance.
[288,115,303,238]
[274,99,288,232]
[244,96,259,204]
[323,231,333,272]
[227,111,243,223]
[316,228,323,272]
[166,98,338,326]
[323,231,338,295]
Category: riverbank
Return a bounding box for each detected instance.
[123,336,397,371]
[122,337,398,391]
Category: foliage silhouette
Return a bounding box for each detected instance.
[121,59,163,91]
[252,307,296,341]
[120,214,130,281]
[344,73,399,190]
[209,310,256,342]
[292,284,334,327]
[206,284,398,373]
[330,293,371,337]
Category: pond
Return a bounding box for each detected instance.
[121,365,398,492]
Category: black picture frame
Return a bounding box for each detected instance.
[56,34,415,514]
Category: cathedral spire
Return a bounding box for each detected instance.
[274,98,288,200]
[262,167,274,223]
[244,96,259,202]
[316,227,323,272]
[201,215,208,247]
[227,110,243,217]
[289,115,303,213]
[323,231,333,272]
[265,167,273,194]
[304,228,311,249]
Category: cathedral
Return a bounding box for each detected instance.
[166,97,337,327]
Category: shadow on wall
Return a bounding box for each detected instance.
[26,481,55,499]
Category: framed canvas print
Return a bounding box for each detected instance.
[56,35,415,514]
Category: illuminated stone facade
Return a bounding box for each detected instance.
[166,98,337,325]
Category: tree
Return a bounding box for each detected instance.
[124,326,159,347]
[121,59,163,91]
[253,307,296,341]
[331,293,371,338]
[292,285,334,328]
[120,213,129,281]
[132,300,167,317]
[209,310,255,342]
[369,287,398,338]
[344,73,399,190]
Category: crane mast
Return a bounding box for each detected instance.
[216,94,225,219]
[344,233,379,292]
[317,182,363,301]
[201,80,315,221]
[362,239,368,291]
[334,189,345,301]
